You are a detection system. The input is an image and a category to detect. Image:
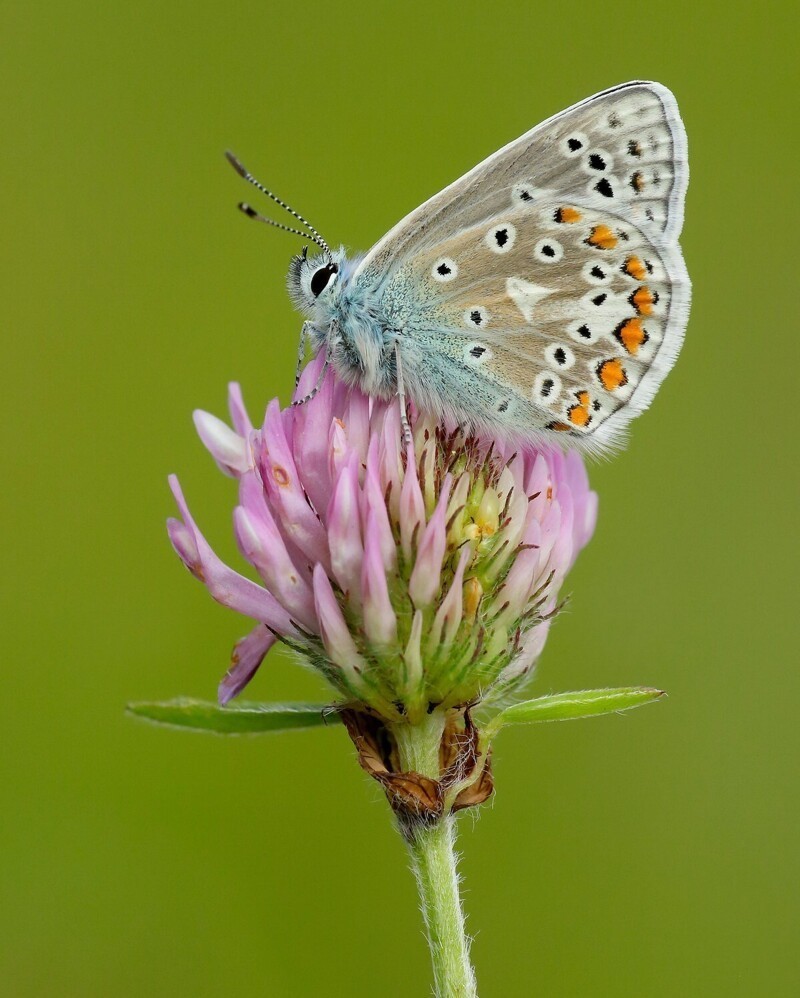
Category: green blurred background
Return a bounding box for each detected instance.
[3,2,798,995]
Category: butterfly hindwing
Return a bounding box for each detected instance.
[354,81,689,453]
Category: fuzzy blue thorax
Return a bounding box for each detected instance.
[288,247,398,399]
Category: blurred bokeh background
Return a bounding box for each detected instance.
[3,2,797,995]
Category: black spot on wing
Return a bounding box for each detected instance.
[588,153,607,171]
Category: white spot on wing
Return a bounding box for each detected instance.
[544,343,576,370]
[582,260,612,285]
[562,131,589,157]
[432,257,458,282]
[484,222,517,254]
[533,238,564,263]
[463,306,489,329]
[505,277,554,322]
[511,181,538,205]
[582,149,614,175]
[533,372,562,405]
[463,343,493,365]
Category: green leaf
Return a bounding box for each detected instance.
[487,687,665,736]
[126,698,341,734]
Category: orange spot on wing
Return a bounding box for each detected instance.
[631,286,657,315]
[586,224,617,250]
[568,391,592,428]
[555,206,582,223]
[623,256,647,280]
[547,421,572,432]
[614,318,648,355]
[597,358,628,391]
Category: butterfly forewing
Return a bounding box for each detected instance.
[354,81,689,453]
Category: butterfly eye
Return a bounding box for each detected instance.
[310,263,338,297]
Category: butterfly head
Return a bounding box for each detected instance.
[287,245,348,316]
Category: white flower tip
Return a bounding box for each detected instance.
[193,409,249,477]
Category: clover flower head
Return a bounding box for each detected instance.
[168,353,597,726]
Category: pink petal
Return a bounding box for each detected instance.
[429,547,469,648]
[168,475,295,633]
[526,453,553,521]
[578,489,599,551]
[259,399,331,573]
[218,624,276,704]
[492,543,547,629]
[233,506,318,633]
[363,439,397,573]
[408,474,452,608]
[292,355,335,515]
[167,517,201,577]
[537,498,562,570]
[193,409,250,478]
[376,403,404,521]
[312,565,370,687]
[327,452,364,601]
[227,382,254,438]
[343,389,371,464]
[499,617,553,685]
[399,446,426,562]
[361,511,398,647]
[328,416,352,484]
[547,485,576,580]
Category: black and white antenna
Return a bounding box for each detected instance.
[225,151,331,256]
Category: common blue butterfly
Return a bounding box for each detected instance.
[229,81,689,455]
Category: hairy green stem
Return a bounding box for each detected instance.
[394,713,478,997]
[407,815,478,997]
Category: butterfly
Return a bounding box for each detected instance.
[229,81,689,455]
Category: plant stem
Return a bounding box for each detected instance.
[407,815,478,998]
[394,713,478,997]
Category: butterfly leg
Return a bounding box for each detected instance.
[294,321,312,389]
[394,343,413,449]
[292,352,329,407]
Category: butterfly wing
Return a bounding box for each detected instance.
[353,81,689,453]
